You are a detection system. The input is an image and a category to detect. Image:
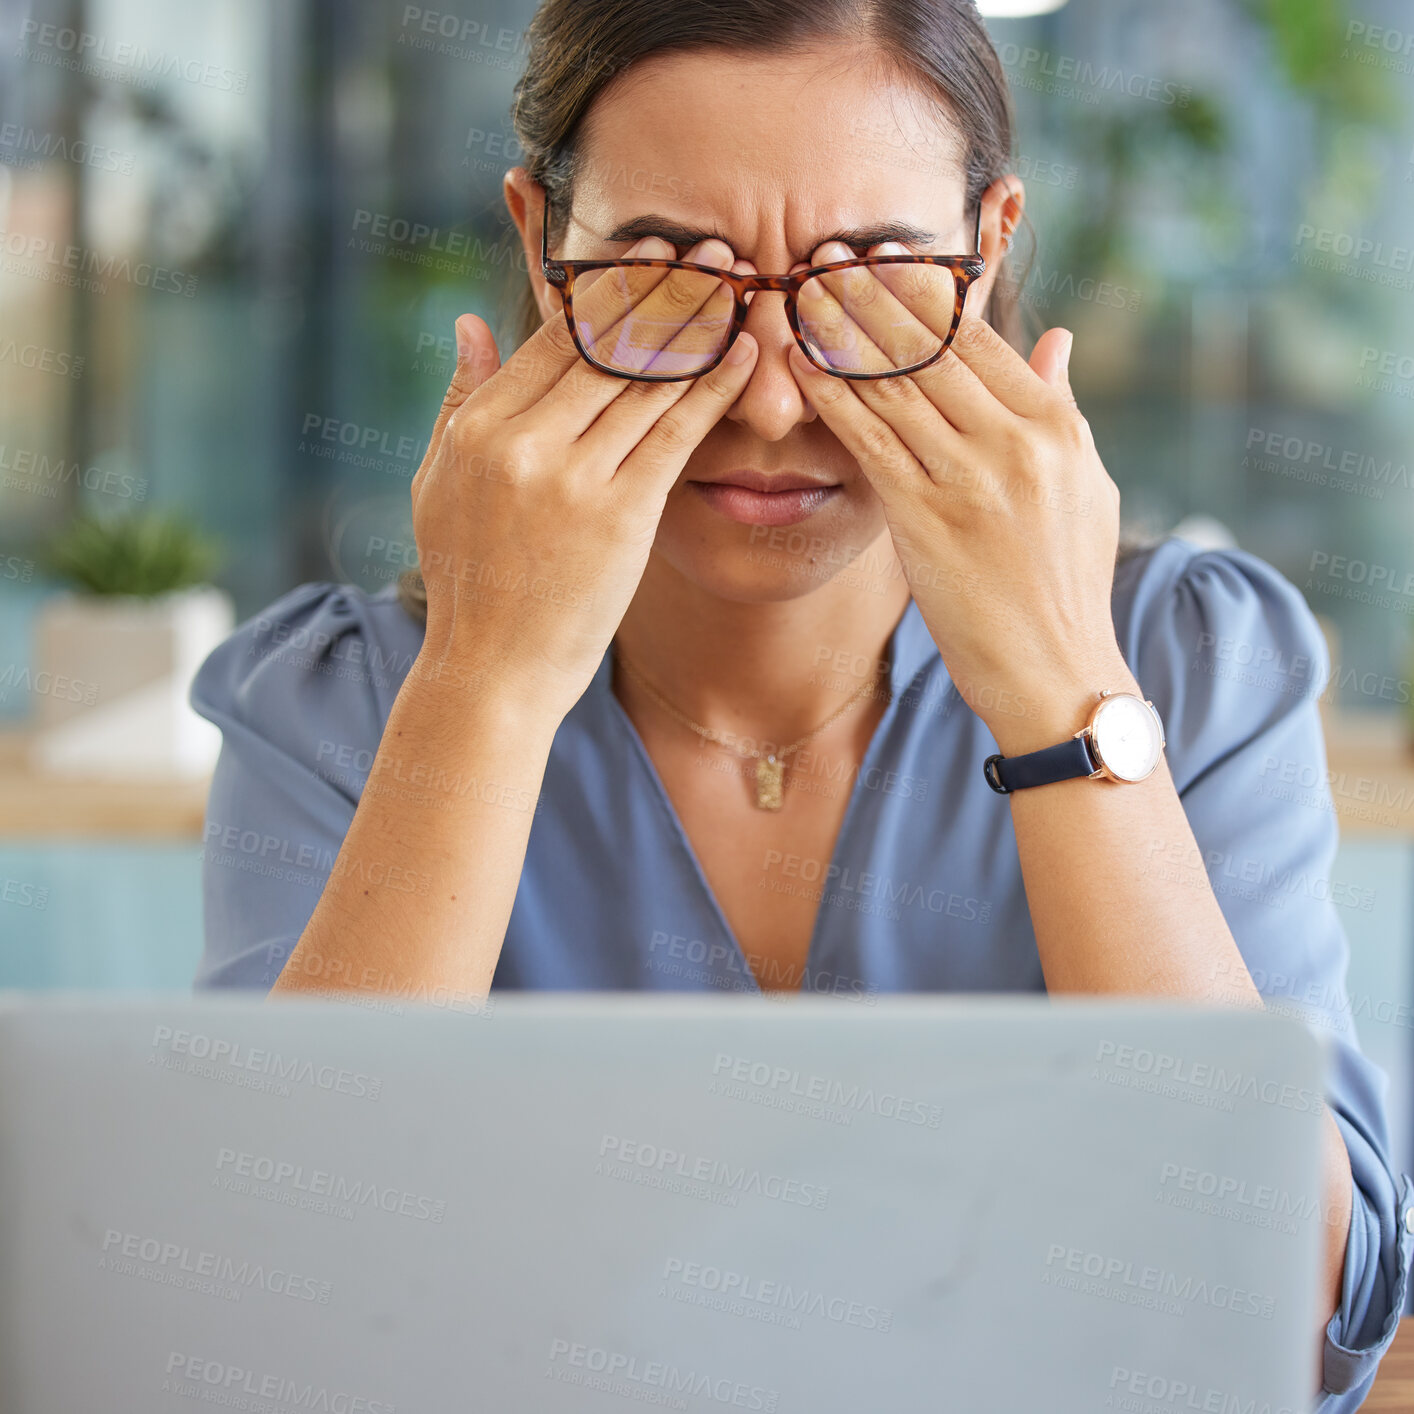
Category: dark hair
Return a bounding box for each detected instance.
[399,0,1147,622]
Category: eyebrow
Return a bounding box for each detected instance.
[602,213,941,254]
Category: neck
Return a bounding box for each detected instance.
[612,533,913,745]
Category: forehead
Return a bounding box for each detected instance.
[573,42,967,244]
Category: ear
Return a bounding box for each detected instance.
[969,174,1026,321]
[503,167,562,325]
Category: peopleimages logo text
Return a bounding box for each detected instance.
[0,226,196,295]
[710,1053,943,1127]
[162,1354,392,1412]
[17,21,248,92]
[1094,1041,1324,1114]
[597,1135,829,1208]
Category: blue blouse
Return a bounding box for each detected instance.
[190,533,1413,1406]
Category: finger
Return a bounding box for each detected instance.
[939,309,1059,418]
[608,333,760,497]
[822,238,1007,437]
[413,316,504,504]
[831,356,974,486]
[1030,327,1077,406]
[579,251,754,456]
[799,239,960,379]
[531,237,738,443]
[427,314,502,456]
[784,344,927,499]
[473,234,680,422]
[793,239,1005,437]
[581,238,737,377]
[893,320,1012,436]
[785,243,993,456]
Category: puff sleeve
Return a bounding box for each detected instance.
[187,581,420,991]
[1121,537,1414,1407]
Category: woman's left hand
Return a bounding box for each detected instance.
[787,243,1138,755]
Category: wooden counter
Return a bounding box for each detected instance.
[0,729,210,840]
[1319,707,1414,839]
[1368,1316,1414,1409]
[0,708,1411,842]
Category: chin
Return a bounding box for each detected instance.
[648,493,898,604]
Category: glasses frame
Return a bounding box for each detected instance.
[539,191,987,383]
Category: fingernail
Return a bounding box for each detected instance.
[727,335,755,365]
[455,315,474,362]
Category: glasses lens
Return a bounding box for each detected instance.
[797,261,960,375]
[571,263,734,378]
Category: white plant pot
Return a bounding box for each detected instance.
[29,585,236,780]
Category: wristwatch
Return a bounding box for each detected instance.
[983,689,1165,794]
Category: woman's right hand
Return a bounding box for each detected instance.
[409,234,758,723]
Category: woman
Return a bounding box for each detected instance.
[190,0,1410,1403]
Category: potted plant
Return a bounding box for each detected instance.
[29,509,234,779]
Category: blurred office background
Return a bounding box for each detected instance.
[1,0,1413,1249]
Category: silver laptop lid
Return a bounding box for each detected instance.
[0,994,1326,1413]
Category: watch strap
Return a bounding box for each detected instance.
[983,733,1098,795]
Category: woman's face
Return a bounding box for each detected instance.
[510,41,1018,605]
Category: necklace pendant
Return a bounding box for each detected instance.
[754,754,784,811]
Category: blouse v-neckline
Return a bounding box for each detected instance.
[593,597,946,991]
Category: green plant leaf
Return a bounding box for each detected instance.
[42,509,223,597]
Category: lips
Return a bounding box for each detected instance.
[688,471,843,527]
[696,469,838,494]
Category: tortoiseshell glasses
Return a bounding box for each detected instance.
[540,192,986,383]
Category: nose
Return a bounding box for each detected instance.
[722,258,818,439]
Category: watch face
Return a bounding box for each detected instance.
[1091,694,1163,781]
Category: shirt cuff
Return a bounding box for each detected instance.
[1322,1170,1414,1398]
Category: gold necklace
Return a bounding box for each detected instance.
[612,640,890,811]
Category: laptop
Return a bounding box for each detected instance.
[0,993,1326,1412]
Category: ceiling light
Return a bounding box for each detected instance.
[977,0,1070,17]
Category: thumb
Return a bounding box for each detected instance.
[432,313,501,440]
[1029,327,1076,406]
